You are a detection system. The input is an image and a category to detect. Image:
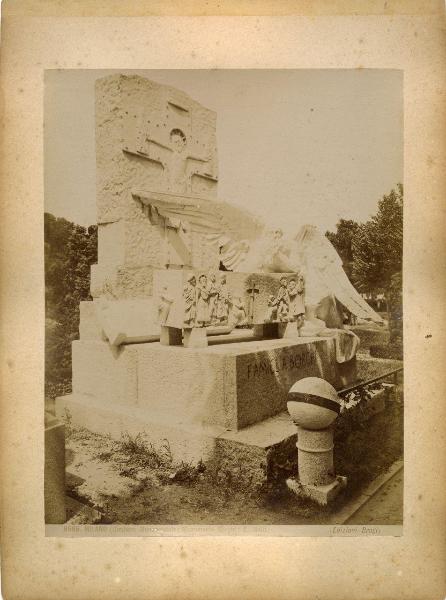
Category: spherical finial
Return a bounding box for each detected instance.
[287,377,341,430]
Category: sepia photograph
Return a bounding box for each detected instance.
[44,68,404,534]
[2,4,446,599]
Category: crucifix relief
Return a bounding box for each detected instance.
[120,85,221,270]
[123,98,218,198]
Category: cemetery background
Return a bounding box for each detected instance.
[44,70,403,527]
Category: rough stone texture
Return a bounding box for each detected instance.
[296,426,335,486]
[56,395,298,490]
[72,341,138,407]
[90,263,154,299]
[96,74,217,224]
[56,393,221,466]
[93,74,221,296]
[287,475,347,506]
[79,301,106,341]
[235,337,348,428]
[44,413,66,524]
[97,219,166,270]
[69,336,353,433]
[93,298,160,346]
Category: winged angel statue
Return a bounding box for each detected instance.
[136,192,383,328]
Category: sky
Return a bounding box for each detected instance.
[44,69,403,233]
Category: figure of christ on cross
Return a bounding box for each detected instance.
[131,127,216,196]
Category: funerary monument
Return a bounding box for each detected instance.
[56,74,374,490]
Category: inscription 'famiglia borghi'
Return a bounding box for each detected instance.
[246,349,316,380]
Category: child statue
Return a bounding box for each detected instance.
[183,274,197,328]
[196,274,210,327]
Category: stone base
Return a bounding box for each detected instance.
[183,327,207,348]
[160,325,183,346]
[56,393,297,490]
[44,413,66,524]
[70,335,355,431]
[286,475,347,506]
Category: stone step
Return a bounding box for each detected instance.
[57,393,298,491]
[213,412,298,489]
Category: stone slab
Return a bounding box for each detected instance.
[72,340,138,407]
[136,337,343,429]
[55,394,298,490]
[57,392,225,466]
[287,475,347,506]
[95,75,218,223]
[93,299,160,346]
[80,299,238,346]
[44,414,66,524]
[70,335,355,432]
[90,263,154,300]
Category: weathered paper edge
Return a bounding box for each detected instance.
[1,6,445,600]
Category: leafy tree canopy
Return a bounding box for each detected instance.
[352,184,403,294]
[45,213,97,397]
[325,219,360,279]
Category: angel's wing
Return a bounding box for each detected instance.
[294,225,383,323]
[132,190,253,269]
[132,191,224,234]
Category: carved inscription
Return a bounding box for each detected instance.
[246,349,316,380]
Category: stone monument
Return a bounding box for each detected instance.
[286,377,347,505]
[56,75,359,489]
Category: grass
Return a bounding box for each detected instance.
[63,392,403,525]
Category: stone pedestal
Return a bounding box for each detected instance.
[296,426,335,486]
[286,377,347,505]
[44,413,66,524]
[286,425,347,505]
[286,475,347,505]
[160,325,182,346]
[183,327,207,348]
[57,335,356,490]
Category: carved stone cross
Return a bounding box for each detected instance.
[123,99,217,197]
[246,283,260,324]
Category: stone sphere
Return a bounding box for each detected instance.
[287,377,341,430]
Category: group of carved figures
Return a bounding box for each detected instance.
[182,272,247,328]
[264,275,305,325]
[158,272,305,330]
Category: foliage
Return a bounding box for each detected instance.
[351,184,403,295]
[388,271,403,345]
[369,344,403,360]
[45,213,97,398]
[325,219,360,279]
[334,398,403,495]
[325,185,403,320]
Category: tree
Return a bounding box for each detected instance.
[326,219,360,279]
[45,213,97,397]
[352,184,403,301]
